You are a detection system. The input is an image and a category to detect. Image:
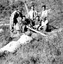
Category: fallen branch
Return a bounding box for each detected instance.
[0,23,47,37]
[27,26,47,37]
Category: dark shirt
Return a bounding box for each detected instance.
[13,11,23,25]
[22,18,35,26]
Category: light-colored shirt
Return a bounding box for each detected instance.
[14,23,20,31]
[27,9,37,20]
[41,20,48,27]
[28,9,34,19]
[40,9,51,20]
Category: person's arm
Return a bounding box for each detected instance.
[47,9,51,14]
[40,11,43,20]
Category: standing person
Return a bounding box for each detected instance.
[40,5,51,21]
[29,5,37,20]
[24,1,38,27]
[26,5,37,27]
[25,4,37,20]
[10,9,23,37]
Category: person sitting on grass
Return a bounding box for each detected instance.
[38,17,48,31]
[21,15,35,33]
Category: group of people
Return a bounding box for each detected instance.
[10,2,51,37]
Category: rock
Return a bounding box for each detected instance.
[18,34,33,44]
[25,31,31,36]
[31,33,38,39]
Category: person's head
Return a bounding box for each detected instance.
[42,5,46,10]
[31,5,34,10]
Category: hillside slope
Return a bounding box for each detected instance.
[0,0,63,64]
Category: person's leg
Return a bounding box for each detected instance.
[10,26,14,37]
[22,25,27,33]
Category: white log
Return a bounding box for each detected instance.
[27,26,47,36]
[0,34,33,53]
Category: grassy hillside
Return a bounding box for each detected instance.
[0,0,63,64]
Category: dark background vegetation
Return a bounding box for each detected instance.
[0,0,63,64]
